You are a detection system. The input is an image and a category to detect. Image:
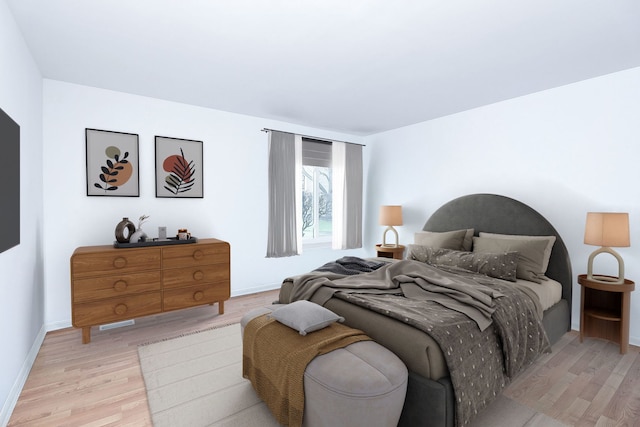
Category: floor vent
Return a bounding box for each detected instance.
[99,319,135,331]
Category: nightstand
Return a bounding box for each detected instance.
[375,244,405,260]
[578,274,635,354]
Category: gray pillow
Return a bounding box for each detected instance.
[408,245,518,281]
[269,300,344,336]
[414,229,470,251]
[478,232,555,272]
[472,236,550,283]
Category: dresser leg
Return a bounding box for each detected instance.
[218,301,225,314]
[82,327,91,344]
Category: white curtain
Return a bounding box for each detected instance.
[266,131,302,257]
[332,141,363,249]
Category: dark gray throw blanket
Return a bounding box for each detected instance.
[313,256,388,275]
[283,259,550,427]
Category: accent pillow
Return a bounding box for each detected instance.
[478,232,556,272]
[269,300,344,336]
[472,236,550,283]
[414,229,471,251]
[408,245,518,281]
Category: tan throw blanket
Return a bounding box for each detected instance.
[242,314,371,427]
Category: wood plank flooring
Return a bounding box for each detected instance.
[8,289,640,426]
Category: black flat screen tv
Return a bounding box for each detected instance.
[0,106,20,254]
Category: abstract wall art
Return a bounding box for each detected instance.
[155,136,203,198]
[86,128,140,197]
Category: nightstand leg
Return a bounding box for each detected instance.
[82,327,91,344]
[621,291,630,354]
[580,286,585,343]
[218,300,225,315]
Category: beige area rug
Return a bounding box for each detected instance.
[138,323,280,427]
[138,323,566,427]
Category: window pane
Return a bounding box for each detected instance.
[302,165,332,240]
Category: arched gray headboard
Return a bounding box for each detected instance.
[423,193,573,309]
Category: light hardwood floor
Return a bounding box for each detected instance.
[8,289,640,426]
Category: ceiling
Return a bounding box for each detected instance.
[7,0,640,135]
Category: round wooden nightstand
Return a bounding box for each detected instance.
[375,244,405,260]
[578,274,635,354]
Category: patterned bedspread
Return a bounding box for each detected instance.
[286,259,550,427]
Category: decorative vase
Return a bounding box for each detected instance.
[129,228,148,243]
[115,217,135,243]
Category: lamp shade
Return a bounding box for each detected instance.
[379,205,403,226]
[584,212,630,247]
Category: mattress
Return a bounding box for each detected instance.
[278,264,561,382]
[516,276,562,311]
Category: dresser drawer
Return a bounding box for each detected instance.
[72,248,161,278]
[162,264,230,289]
[162,242,230,269]
[163,283,230,311]
[73,271,161,303]
[72,292,162,327]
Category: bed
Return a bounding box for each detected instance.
[278,193,572,427]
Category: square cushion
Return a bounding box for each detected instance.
[270,300,344,336]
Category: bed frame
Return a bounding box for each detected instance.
[398,193,573,427]
[280,193,573,427]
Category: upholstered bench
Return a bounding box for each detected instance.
[241,303,408,427]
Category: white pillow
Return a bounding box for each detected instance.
[269,300,344,336]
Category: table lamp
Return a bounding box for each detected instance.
[584,212,630,284]
[379,205,403,247]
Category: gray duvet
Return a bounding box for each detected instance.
[284,260,550,427]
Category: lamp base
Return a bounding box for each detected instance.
[587,247,625,285]
[586,274,625,285]
[382,226,399,248]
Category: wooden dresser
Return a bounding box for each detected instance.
[71,238,230,343]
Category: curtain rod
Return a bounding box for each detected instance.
[261,128,365,147]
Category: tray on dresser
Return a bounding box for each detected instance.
[113,237,198,248]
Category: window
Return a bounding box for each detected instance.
[301,139,332,246]
[266,130,362,258]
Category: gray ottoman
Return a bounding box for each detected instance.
[241,306,408,427]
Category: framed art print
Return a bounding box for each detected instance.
[86,128,139,197]
[155,136,203,198]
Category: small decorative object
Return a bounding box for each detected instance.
[379,205,403,247]
[86,128,140,197]
[177,228,191,240]
[155,136,203,198]
[129,214,150,243]
[114,217,136,243]
[158,226,167,240]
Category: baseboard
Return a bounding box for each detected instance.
[0,324,47,427]
[230,283,281,299]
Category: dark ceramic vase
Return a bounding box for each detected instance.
[115,217,136,243]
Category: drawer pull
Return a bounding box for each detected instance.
[113,257,127,268]
[193,270,204,281]
[193,250,204,260]
[193,291,204,301]
[113,280,128,291]
[114,304,128,315]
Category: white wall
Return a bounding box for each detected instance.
[364,66,640,345]
[42,80,368,328]
[0,1,44,424]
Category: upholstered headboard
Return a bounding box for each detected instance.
[423,193,572,305]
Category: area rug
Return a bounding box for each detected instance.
[138,323,565,427]
[138,323,280,427]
